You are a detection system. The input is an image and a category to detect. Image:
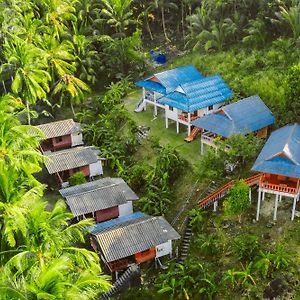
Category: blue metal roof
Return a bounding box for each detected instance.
[192,96,275,137]
[252,123,300,178]
[135,65,203,94]
[158,75,233,113]
[88,212,145,234]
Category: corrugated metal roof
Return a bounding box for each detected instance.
[44,146,99,174]
[192,96,275,137]
[90,212,180,262]
[159,75,233,112]
[36,119,80,139]
[252,123,300,178]
[59,178,139,216]
[135,65,203,94]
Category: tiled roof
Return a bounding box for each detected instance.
[192,96,275,137]
[44,147,98,174]
[252,123,300,178]
[159,75,233,112]
[36,119,80,139]
[59,178,138,216]
[135,65,203,94]
[89,212,180,262]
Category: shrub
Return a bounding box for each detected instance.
[69,171,87,186]
[233,234,260,261]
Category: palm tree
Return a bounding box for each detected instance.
[148,0,178,42]
[1,39,51,124]
[52,74,90,116]
[42,0,77,40]
[275,2,300,40]
[37,34,75,81]
[101,0,135,34]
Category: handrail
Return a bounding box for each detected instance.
[198,174,261,209]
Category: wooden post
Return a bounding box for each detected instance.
[291,195,297,221]
[273,194,279,221]
[256,188,262,221]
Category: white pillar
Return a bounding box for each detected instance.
[188,113,191,135]
[262,191,265,202]
[291,195,297,221]
[273,194,279,221]
[153,93,157,116]
[200,140,204,155]
[279,195,282,202]
[176,121,179,134]
[249,189,252,203]
[213,201,218,212]
[165,115,168,128]
[256,188,262,221]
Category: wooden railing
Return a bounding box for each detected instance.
[178,114,199,122]
[198,174,261,209]
[260,182,297,194]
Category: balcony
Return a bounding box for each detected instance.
[201,132,230,151]
[178,114,199,122]
[260,181,298,194]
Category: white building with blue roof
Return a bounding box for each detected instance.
[135,65,203,116]
[252,123,300,221]
[191,95,275,154]
[135,65,233,138]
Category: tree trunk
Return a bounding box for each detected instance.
[26,100,31,125]
[70,100,76,117]
[161,7,170,43]
[145,15,154,40]
[181,0,185,43]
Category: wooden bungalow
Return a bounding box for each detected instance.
[252,123,300,221]
[89,212,180,273]
[192,96,275,154]
[59,178,139,223]
[44,146,103,187]
[134,65,203,115]
[36,119,83,152]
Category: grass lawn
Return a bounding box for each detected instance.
[124,90,202,168]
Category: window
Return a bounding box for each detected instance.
[208,105,214,111]
[55,136,63,143]
[169,106,173,111]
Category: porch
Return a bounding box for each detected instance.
[260,173,300,195]
[200,131,230,155]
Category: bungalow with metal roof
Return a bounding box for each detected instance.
[134,65,203,115]
[89,212,180,272]
[36,119,83,152]
[160,74,233,136]
[192,96,275,154]
[59,178,139,223]
[44,146,103,187]
[252,123,300,221]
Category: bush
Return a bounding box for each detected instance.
[69,171,87,186]
[233,234,260,261]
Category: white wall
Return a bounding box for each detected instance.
[118,201,133,217]
[89,161,103,176]
[155,240,172,258]
[71,132,83,147]
[165,106,179,120]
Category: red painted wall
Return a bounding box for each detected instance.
[95,206,119,223]
[134,247,156,264]
[52,135,72,151]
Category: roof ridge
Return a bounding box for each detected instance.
[282,124,299,164]
[45,146,88,156]
[67,182,121,198]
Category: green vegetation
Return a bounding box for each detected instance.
[2,0,300,299]
[69,171,87,186]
